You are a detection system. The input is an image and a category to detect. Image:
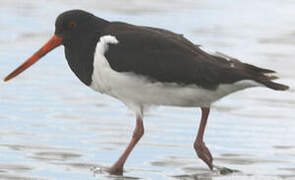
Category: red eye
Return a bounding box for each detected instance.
[68,21,77,29]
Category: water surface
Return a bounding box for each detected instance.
[0,0,294,179]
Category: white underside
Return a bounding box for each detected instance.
[90,35,261,117]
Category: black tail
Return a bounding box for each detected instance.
[233,60,289,91]
[210,52,290,91]
[258,80,289,91]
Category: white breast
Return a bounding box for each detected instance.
[89,35,119,94]
[90,35,261,116]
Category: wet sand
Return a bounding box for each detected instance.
[0,0,294,179]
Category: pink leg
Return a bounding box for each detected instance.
[193,107,213,169]
[108,115,144,175]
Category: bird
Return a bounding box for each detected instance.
[4,9,289,175]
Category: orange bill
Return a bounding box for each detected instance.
[4,35,63,82]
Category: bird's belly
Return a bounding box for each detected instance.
[111,80,217,107]
[90,66,260,109]
[90,67,233,108]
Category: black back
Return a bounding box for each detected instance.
[102,22,248,89]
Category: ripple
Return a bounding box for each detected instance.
[273,145,295,150]
[0,163,33,172]
[30,151,82,161]
[214,156,286,165]
[172,174,213,180]
[0,173,49,180]
[53,162,100,170]
[259,32,295,45]
[0,143,75,152]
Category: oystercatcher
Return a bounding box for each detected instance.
[4,10,289,175]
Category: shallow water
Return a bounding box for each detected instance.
[0,0,294,179]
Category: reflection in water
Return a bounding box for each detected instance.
[0,0,294,180]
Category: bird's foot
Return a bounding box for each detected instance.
[194,140,213,170]
[91,166,124,176]
[106,165,124,175]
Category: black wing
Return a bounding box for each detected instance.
[102,22,285,90]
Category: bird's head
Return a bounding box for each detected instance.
[55,10,98,46]
[4,9,103,82]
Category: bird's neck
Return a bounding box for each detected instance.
[64,19,108,86]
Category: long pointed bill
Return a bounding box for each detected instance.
[4,35,63,82]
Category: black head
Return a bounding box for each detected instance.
[4,9,108,84]
[55,10,108,46]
